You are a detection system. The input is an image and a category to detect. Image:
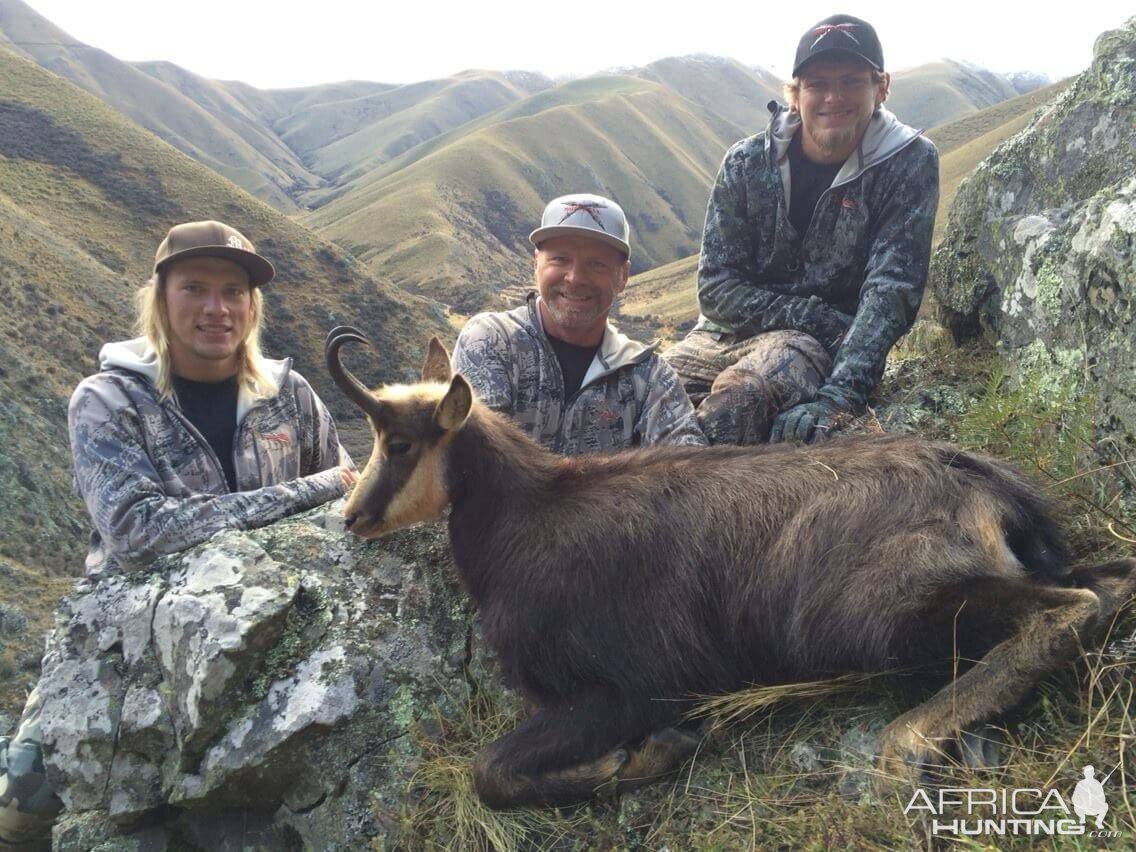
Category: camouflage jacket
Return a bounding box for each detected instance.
[452,293,706,454]
[696,102,939,409]
[68,338,354,578]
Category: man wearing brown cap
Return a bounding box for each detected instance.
[666,14,939,445]
[0,221,356,845]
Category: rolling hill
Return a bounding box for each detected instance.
[633,55,782,132]
[276,70,553,188]
[303,74,746,312]
[887,59,1028,130]
[0,0,325,211]
[300,56,1047,314]
[0,44,448,578]
[1,0,1049,314]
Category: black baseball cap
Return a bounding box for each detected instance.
[793,14,884,77]
[153,220,275,287]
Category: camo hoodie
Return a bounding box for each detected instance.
[452,293,706,454]
[695,102,939,409]
[68,338,353,577]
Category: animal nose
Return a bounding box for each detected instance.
[344,513,357,530]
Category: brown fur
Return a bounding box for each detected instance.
[325,331,1136,809]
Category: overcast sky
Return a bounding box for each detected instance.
[20,0,1134,88]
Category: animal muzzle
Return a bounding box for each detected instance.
[342,508,387,539]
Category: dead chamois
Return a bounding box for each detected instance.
[327,327,1136,809]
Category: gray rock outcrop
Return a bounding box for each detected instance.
[930,17,1136,446]
[35,502,477,850]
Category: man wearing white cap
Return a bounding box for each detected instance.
[452,193,706,453]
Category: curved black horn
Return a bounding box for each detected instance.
[326,326,379,412]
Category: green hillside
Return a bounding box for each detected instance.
[926,80,1070,155]
[2,0,1050,326]
[888,60,1024,130]
[617,254,701,340]
[633,55,782,133]
[0,0,323,211]
[305,78,745,312]
[0,45,447,579]
[278,71,552,187]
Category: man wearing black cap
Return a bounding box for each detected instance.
[665,14,939,445]
[0,221,356,845]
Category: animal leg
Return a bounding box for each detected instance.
[1069,558,1136,627]
[472,697,639,809]
[616,725,702,791]
[879,581,1101,784]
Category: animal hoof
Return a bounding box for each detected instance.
[956,726,1004,770]
[592,748,630,798]
[875,721,938,789]
[617,726,702,792]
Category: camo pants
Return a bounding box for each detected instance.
[0,685,59,844]
[663,329,831,445]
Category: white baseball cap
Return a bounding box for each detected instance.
[529,193,631,258]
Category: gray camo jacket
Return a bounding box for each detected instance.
[68,338,354,577]
[696,102,939,409]
[452,293,706,454]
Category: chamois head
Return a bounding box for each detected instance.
[326,327,472,537]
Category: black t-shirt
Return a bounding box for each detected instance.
[172,374,240,492]
[546,333,600,400]
[787,131,843,240]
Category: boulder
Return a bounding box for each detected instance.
[35,502,476,850]
[930,17,1136,445]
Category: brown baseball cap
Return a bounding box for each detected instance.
[153,220,275,286]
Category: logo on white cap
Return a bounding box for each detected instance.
[557,200,610,232]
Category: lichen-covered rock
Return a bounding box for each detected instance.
[35,501,476,849]
[930,17,1136,446]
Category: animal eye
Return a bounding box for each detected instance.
[387,440,412,456]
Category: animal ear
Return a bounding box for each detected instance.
[421,337,452,383]
[435,375,472,432]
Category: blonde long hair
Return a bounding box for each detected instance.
[135,271,276,399]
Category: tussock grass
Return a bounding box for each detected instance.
[688,674,886,731]
[395,690,594,851]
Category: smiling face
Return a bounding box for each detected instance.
[163,256,253,381]
[791,55,889,164]
[534,234,630,346]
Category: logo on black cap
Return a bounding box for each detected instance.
[811,23,861,48]
[793,14,884,78]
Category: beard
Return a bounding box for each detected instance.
[805,123,859,158]
[534,270,609,329]
[542,289,607,329]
